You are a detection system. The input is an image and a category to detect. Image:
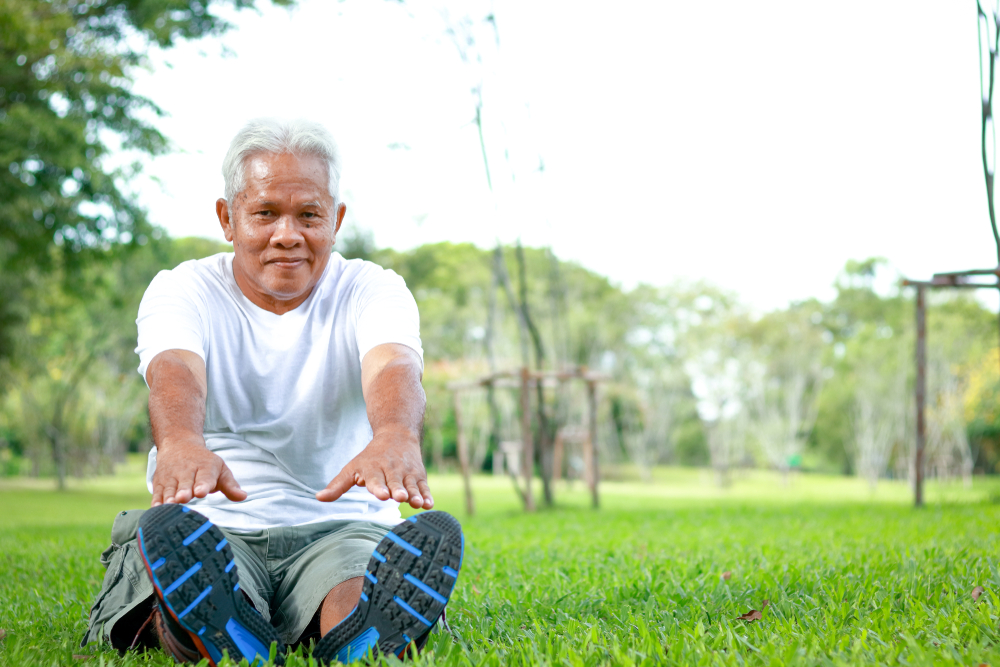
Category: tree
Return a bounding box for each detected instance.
[813,259,910,475]
[674,285,749,482]
[0,0,291,363]
[849,328,908,490]
[0,235,230,487]
[965,348,1000,473]
[745,303,828,483]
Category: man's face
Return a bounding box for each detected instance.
[217,152,346,314]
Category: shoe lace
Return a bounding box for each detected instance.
[439,608,455,638]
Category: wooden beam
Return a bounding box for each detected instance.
[586,379,600,509]
[914,284,926,508]
[452,391,475,516]
[447,366,612,393]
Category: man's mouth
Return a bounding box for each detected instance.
[268,258,307,268]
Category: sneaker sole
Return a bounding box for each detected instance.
[137,504,284,666]
[312,510,464,664]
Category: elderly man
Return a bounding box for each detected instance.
[81,118,463,666]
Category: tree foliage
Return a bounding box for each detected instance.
[0,0,291,361]
[2,231,998,488]
[0,235,231,482]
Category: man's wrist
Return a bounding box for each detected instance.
[155,433,206,453]
[372,424,421,447]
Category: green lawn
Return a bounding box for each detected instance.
[1,461,999,666]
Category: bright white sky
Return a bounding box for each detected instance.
[128,0,1000,312]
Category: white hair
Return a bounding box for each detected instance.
[222,117,342,206]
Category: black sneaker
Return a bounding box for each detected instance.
[137,504,284,666]
[312,511,464,664]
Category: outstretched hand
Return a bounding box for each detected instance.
[316,428,433,510]
[151,438,247,507]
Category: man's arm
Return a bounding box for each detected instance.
[316,343,432,509]
[147,349,246,506]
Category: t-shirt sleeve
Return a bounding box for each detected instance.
[135,268,209,384]
[353,265,424,367]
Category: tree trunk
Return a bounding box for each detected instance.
[46,423,66,491]
[484,256,502,470]
[515,242,554,506]
[495,246,535,511]
[520,367,536,512]
[432,426,444,473]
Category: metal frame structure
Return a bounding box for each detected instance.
[896,3,1000,507]
[902,269,999,507]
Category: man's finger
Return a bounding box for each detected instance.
[173,470,197,504]
[385,470,408,503]
[365,469,391,501]
[402,474,422,508]
[216,465,247,502]
[317,467,356,502]
[151,486,164,507]
[161,480,178,505]
[192,465,220,499]
[416,479,434,509]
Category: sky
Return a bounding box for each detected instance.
[127,0,1000,312]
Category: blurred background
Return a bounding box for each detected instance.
[1,0,998,498]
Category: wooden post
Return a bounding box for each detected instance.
[914,284,926,508]
[581,430,594,487]
[452,391,475,516]
[586,378,600,509]
[553,429,564,481]
[520,366,536,511]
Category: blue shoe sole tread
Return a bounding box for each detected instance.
[137,504,283,666]
[312,510,463,664]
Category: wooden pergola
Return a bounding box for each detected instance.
[446,365,609,514]
[901,268,999,507]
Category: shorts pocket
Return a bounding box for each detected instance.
[80,510,153,649]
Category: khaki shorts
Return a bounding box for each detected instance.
[81,508,391,650]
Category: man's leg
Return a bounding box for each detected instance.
[269,522,391,645]
[320,577,364,634]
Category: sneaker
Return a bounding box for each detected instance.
[152,604,202,663]
[312,511,464,664]
[137,504,284,666]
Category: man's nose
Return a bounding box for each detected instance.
[271,215,303,247]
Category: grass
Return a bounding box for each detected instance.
[1,459,999,666]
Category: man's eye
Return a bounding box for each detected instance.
[302,212,315,218]
[256,210,273,217]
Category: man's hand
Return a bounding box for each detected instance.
[147,349,246,507]
[316,428,433,509]
[151,437,247,506]
[316,343,431,509]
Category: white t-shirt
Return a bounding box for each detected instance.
[135,252,423,530]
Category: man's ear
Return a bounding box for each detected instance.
[331,202,346,248]
[334,202,346,237]
[217,198,235,243]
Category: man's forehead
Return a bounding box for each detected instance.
[243,153,331,200]
[251,197,326,208]
[246,152,329,182]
